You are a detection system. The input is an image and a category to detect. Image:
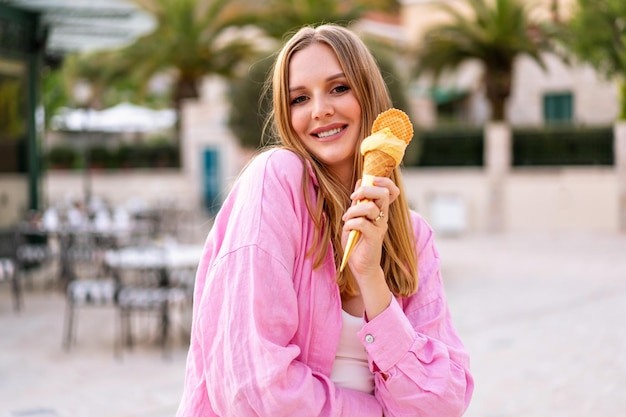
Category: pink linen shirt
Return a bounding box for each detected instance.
[176,149,473,417]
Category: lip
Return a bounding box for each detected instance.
[310,123,347,141]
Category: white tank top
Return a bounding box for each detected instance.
[330,310,375,394]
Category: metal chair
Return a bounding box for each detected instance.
[14,223,56,290]
[0,228,21,311]
[62,278,118,352]
[116,284,188,358]
[0,257,21,311]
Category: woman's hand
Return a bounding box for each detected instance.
[341,176,399,317]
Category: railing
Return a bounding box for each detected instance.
[45,143,181,170]
[512,126,613,167]
[406,125,614,168]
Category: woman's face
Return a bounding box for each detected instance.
[288,42,362,184]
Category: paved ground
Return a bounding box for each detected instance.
[1,232,625,417]
[442,232,626,417]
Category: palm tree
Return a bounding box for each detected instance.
[240,0,364,38]
[69,0,259,140]
[412,0,552,121]
[565,0,626,119]
[62,51,139,110]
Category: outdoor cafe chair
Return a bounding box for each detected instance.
[63,242,201,357]
[0,258,21,311]
[0,228,21,311]
[116,285,188,358]
[62,278,118,352]
[14,222,56,290]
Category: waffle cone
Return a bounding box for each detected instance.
[363,149,397,178]
[339,108,414,273]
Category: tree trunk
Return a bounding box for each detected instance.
[484,66,512,122]
[617,81,626,120]
[172,77,200,151]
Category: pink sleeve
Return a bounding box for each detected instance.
[358,214,474,417]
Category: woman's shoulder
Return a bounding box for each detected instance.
[241,148,318,190]
[249,148,304,172]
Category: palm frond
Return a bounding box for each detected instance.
[412,0,553,121]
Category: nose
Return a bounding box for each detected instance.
[312,96,334,120]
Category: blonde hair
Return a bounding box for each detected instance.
[266,24,417,297]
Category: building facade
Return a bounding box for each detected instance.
[400,0,619,128]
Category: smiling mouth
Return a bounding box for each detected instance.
[316,126,345,138]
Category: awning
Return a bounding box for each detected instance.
[1,0,154,54]
[431,88,468,105]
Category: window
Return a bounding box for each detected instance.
[543,92,573,124]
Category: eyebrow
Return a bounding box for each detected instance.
[288,72,347,92]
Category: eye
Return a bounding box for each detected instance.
[290,95,307,105]
[332,85,350,94]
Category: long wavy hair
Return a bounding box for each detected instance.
[265,24,418,297]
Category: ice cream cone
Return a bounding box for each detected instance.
[339,108,413,272]
[362,150,397,178]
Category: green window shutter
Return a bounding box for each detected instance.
[543,92,573,124]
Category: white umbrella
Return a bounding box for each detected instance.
[49,102,177,206]
[52,102,176,133]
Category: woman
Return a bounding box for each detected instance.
[176,24,473,417]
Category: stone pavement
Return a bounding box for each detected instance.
[441,232,626,417]
[1,232,625,417]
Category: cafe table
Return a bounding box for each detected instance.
[103,240,203,354]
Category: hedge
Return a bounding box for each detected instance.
[406,125,613,168]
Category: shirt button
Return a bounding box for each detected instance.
[365,334,375,344]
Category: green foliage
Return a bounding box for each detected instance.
[512,126,614,166]
[88,146,117,169]
[118,0,257,107]
[228,54,275,149]
[45,142,180,170]
[41,67,70,127]
[409,127,484,167]
[413,0,552,121]
[565,0,626,119]
[61,0,259,143]
[404,125,614,168]
[357,0,400,14]
[0,77,25,138]
[239,0,364,38]
[46,145,81,169]
[566,0,626,79]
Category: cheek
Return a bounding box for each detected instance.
[348,98,362,121]
[290,108,308,137]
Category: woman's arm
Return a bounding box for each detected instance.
[363,216,474,417]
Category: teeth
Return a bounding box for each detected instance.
[317,127,342,138]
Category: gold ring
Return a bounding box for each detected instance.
[374,211,385,222]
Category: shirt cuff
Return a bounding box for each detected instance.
[357,297,422,372]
